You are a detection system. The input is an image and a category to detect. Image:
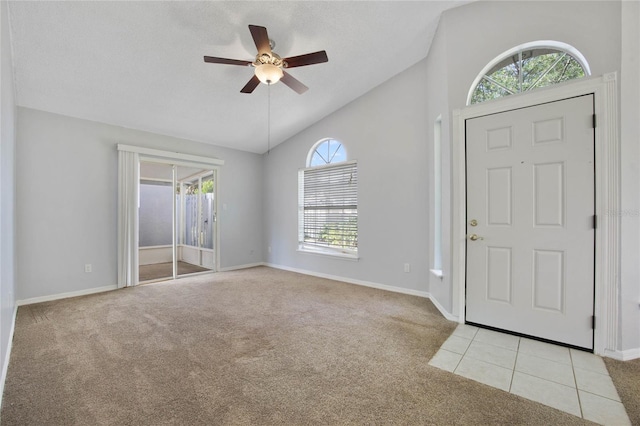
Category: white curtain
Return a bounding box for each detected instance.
[117,149,139,287]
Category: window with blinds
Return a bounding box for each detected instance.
[298,160,358,257]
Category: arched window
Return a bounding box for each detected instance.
[307,138,347,167]
[299,139,358,258]
[468,41,590,105]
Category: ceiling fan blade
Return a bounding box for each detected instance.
[249,25,271,55]
[281,71,309,94]
[240,75,261,94]
[283,51,328,68]
[204,56,252,66]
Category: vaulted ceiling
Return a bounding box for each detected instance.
[7,1,468,153]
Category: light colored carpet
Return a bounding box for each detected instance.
[1,266,625,425]
[139,261,210,282]
[604,357,640,425]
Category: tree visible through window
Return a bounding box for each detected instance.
[299,139,358,258]
[470,46,587,105]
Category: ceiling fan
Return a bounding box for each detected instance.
[204,25,328,94]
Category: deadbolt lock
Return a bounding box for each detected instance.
[469,219,478,227]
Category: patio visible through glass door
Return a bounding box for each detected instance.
[138,161,217,283]
[176,167,216,276]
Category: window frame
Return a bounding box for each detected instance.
[298,151,358,260]
[467,41,591,105]
[306,138,348,167]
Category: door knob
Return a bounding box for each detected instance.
[468,234,484,241]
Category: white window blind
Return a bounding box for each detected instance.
[298,160,358,255]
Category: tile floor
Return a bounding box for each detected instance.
[429,324,631,426]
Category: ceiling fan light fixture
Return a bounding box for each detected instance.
[255,63,283,85]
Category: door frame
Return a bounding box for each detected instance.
[118,144,224,285]
[452,73,619,356]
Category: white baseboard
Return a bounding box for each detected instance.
[427,294,460,322]
[265,263,460,324]
[218,262,266,272]
[0,304,18,413]
[16,285,118,306]
[266,262,430,298]
[220,263,459,323]
[604,347,640,361]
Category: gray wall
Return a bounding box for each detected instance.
[5,0,639,357]
[263,58,431,294]
[263,1,639,353]
[619,0,640,353]
[0,0,17,389]
[139,183,173,247]
[439,1,638,352]
[16,108,263,300]
[423,15,451,313]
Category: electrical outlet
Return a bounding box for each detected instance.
[84,264,92,273]
[268,246,272,253]
[404,263,411,273]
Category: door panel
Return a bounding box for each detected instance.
[465,95,595,349]
[176,167,216,276]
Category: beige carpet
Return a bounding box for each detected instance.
[139,261,210,282]
[1,266,632,425]
[604,357,640,425]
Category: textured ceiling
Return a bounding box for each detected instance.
[8,1,468,153]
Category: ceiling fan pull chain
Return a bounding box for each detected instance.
[267,82,271,155]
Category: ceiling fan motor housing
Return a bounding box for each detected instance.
[253,52,287,69]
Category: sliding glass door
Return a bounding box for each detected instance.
[138,161,217,283]
[175,167,216,277]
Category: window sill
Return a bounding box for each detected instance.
[430,269,444,279]
[297,247,359,261]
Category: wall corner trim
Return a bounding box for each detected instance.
[0,305,18,412]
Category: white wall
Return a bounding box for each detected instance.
[441,1,622,109]
[424,16,452,313]
[619,0,640,353]
[263,0,639,355]
[438,0,638,354]
[16,108,263,301]
[0,0,17,394]
[263,59,431,295]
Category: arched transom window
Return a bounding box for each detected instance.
[469,41,590,105]
[307,138,347,167]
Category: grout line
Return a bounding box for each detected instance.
[508,337,521,393]
[452,326,476,373]
[569,348,585,419]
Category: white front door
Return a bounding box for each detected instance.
[465,95,595,349]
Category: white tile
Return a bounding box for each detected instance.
[573,367,621,401]
[454,356,513,392]
[515,352,576,387]
[474,328,520,351]
[429,349,462,373]
[579,390,631,426]
[518,338,571,365]
[510,372,581,417]
[440,335,472,355]
[452,324,479,339]
[570,349,608,375]
[465,340,517,369]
